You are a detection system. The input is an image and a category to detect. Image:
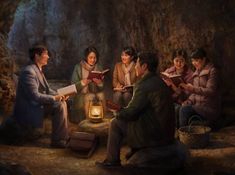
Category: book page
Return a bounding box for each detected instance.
[90,69,110,74]
[57,84,77,96]
[168,74,181,78]
[123,85,134,89]
[160,72,171,77]
[101,69,110,74]
[88,69,110,80]
[113,84,134,91]
[161,72,181,78]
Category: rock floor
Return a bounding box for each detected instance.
[0,124,235,175]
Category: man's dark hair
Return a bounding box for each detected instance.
[122,46,137,61]
[84,46,99,63]
[29,44,48,61]
[137,52,159,72]
[190,48,207,59]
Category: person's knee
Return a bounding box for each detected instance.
[123,92,131,99]
[96,92,105,100]
[84,93,96,102]
[113,92,122,99]
[110,118,126,130]
[110,118,118,128]
[179,105,191,115]
[53,101,67,113]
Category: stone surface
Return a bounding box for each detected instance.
[127,141,188,171]
[78,119,111,137]
[0,125,235,175]
[0,1,20,34]
[0,161,32,175]
[0,34,17,117]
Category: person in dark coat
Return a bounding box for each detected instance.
[12,44,69,148]
[96,52,186,168]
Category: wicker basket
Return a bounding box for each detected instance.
[178,125,211,149]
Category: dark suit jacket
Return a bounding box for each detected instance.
[116,72,175,148]
[13,63,57,128]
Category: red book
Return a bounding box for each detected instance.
[106,100,121,111]
[87,69,110,80]
[160,72,184,87]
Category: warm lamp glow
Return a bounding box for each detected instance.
[88,100,104,123]
[90,106,102,116]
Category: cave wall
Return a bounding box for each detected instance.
[6,0,235,91]
[0,0,21,34]
[0,1,20,116]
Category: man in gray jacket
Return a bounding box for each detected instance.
[12,44,68,148]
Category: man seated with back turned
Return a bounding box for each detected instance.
[11,44,69,148]
[96,52,187,169]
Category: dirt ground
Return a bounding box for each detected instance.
[0,123,235,175]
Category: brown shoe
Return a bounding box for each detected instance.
[125,148,139,160]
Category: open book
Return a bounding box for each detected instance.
[87,69,110,80]
[57,84,77,96]
[113,85,134,91]
[160,72,184,87]
[106,100,121,111]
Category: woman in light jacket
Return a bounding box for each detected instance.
[113,46,137,107]
[71,46,106,123]
[179,48,221,128]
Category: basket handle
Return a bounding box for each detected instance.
[188,115,203,125]
[188,115,203,132]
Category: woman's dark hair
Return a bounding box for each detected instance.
[122,46,137,60]
[84,46,99,63]
[172,49,187,61]
[29,44,47,61]
[190,48,207,59]
[137,52,159,73]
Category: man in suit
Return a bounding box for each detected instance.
[12,44,68,148]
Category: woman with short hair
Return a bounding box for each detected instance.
[113,46,137,107]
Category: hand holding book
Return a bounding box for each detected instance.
[161,72,184,87]
[57,84,77,97]
[87,69,110,80]
[106,100,121,111]
[179,83,194,92]
[92,78,103,85]
[81,79,92,86]
[54,94,66,101]
[113,85,134,91]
